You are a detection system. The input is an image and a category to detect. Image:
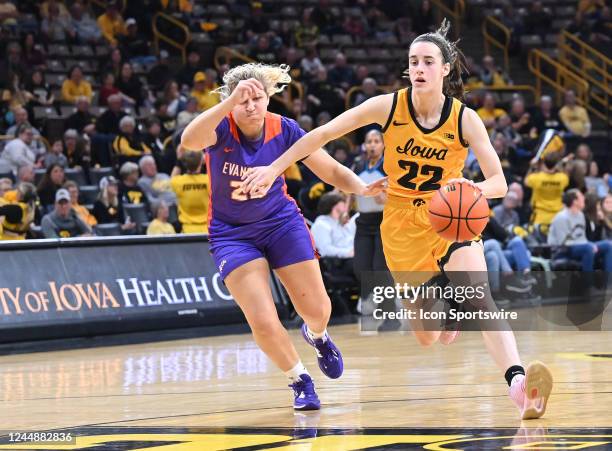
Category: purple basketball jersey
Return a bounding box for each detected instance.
[205,112,305,229]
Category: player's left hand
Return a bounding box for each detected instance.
[360,176,388,197]
[240,166,278,197]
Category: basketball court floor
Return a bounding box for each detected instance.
[1,310,612,450]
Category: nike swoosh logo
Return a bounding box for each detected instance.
[393,120,409,126]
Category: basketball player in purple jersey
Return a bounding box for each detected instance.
[181,63,387,410]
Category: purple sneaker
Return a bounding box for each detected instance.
[301,324,344,379]
[290,374,320,410]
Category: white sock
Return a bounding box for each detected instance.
[285,361,308,381]
[307,326,327,341]
[511,373,525,387]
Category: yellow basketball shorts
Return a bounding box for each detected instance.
[381,196,478,275]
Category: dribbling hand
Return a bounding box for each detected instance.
[240,166,278,198]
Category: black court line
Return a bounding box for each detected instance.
[48,390,612,430]
[6,381,612,403]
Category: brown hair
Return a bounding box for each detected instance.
[181,150,203,173]
[405,19,467,99]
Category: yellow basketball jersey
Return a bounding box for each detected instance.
[382,88,469,202]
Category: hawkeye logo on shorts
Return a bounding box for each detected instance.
[413,199,426,207]
[396,137,448,161]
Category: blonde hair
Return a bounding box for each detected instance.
[215,63,291,100]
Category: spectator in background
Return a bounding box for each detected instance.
[23,68,55,117]
[289,97,305,120]
[508,181,530,225]
[509,97,536,141]
[163,80,186,117]
[316,111,331,128]
[176,97,199,128]
[412,0,435,34]
[575,143,600,178]
[343,9,368,42]
[170,150,209,233]
[37,163,65,210]
[96,94,126,135]
[0,0,19,27]
[97,1,127,46]
[112,116,151,166]
[93,175,135,232]
[191,71,219,112]
[41,1,75,42]
[0,178,12,198]
[601,194,612,237]
[146,200,176,235]
[6,107,45,157]
[102,47,123,82]
[524,1,552,44]
[298,114,314,132]
[142,117,167,172]
[249,34,276,64]
[70,1,102,44]
[65,96,96,136]
[63,128,90,170]
[98,72,120,107]
[176,49,201,90]
[115,62,143,107]
[307,68,345,117]
[119,161,149,209]
[137,155,176,205]
[353,78,378,106]
[120,18,153,64]
[311,191,356,258]
[63,180,97,227]
[40,0,70,20]
[584,192,609,241]
[148,50,173,92]
[243,1,269,39]
[0,182,37,241]
[295,8,319,47]
[300,46,325,84]
[328,53,356,91]
[548,189,612,271]
[43,139,68,168]
[479,55,511,87]
[41,188,91,238]
[591,6,611,52]
[0,125,38,176]
[477,92,507,132]
[525,152,570,231]
[559,90,591,138]
[532,95,564,133]
[61,66,93,104]
[21,35,47,72]
[493,191,521,231]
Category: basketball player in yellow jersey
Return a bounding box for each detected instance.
[241,20,553,420]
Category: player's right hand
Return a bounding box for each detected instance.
[228,78,266,107]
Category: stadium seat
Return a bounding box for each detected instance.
[64,167,88,186]
[89,167,114,187]
[124,203,149,232]
[79,185,99,205]
[95,223,121,236]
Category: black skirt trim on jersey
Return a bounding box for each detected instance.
[436,237,482,272]
[458,104,469,148]
[381,91,398,133]
[407,88,453,135]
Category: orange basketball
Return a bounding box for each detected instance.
[428,182,489,242]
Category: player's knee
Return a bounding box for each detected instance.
[250,316,283,336]
[413,331,439,347]
[306,297,332,323]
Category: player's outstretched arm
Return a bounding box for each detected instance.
[298,149,388,196]
[181,78,265,151]
[453,108,508,199]
[240,94,393,196]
